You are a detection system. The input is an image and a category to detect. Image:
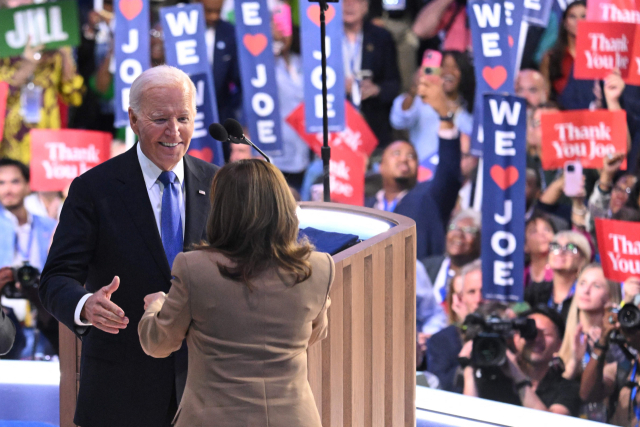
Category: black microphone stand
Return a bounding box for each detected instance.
[313,0,333,202]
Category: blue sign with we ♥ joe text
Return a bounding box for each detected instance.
[160,3,224,166]
[234,0,283,153]
[481,93,526,302]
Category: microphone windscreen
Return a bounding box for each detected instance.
[223,118,244,138]
[209,123,228,141]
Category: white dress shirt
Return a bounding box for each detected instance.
[205,27,216,66]
[4,209,42,270]
[74,145,187,325]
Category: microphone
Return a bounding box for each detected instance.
[221,119,271,163]
[208,123,229,142]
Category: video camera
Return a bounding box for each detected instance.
[3,261,40,299]
[463,313,537,368]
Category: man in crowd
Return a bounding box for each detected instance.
[342,0,401,147]
[460,306,581,416]
[38,66,218,427]
[516,69,549,109]
[0,159,57,357]
[367,75,462,259]
[199,0,241,124]
[421,209,481,306]
[423,260,482,391]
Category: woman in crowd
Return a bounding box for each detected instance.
[540,1,591,110]
[390,51,474,162]
[558,264,621,384]
[0,37,84,163]
[267,3,310,192]
[525,230,591,323]
[524,212,556,287]
[139,160,334,427]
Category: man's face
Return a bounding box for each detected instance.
[461,270,483,314]
[446,217,480,258]
[0,166,29,210]
[343,0,368,27]
[516,70,548,108]
[515,314,560,365]
[379,141,418,187]
[201,0,224,27]
[129,84,195,172]
[229,144,253,163]
[527,108,559,154]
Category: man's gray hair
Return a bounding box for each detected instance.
[129,65,197,114]
[459,258,482,282]
[450,209,482,229]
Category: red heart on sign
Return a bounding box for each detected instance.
[119,0,143,21]
[188,147,213,163]
[508,35,514,47]
[307,4,336,27]
[482,66,508,90]
[490,165,519,190]
[243,34,268,57]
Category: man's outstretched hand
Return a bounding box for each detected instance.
[81,276,128,334]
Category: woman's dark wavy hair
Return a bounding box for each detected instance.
[442,50,475,113]
[196,159,314,288]
[547,1,586,87]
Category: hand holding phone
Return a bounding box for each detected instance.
[422,50,442,76]
[563,161,584,197]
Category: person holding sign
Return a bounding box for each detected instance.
[38,66,218,427]
[0,39,84,164]
[540,1,594,110]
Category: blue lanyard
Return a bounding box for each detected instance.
[548,282,576,311]
[630,360,640,426]
[15,225,35,261]
[382,197,398,213]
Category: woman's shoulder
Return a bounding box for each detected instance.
[308,251,334,268]
[306,251,335,285]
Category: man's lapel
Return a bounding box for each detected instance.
[183,155,211,249]
[115,146,171,277]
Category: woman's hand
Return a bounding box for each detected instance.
[144,292,166,310]
[418,74,448,117]
[600,152,625,190]
[21,36,44,65]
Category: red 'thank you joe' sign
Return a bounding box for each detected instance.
[30,129,111,191]
[540,109,628,170]
[596,218,640,281]
[574,21,640,84]
[587,0,640,22]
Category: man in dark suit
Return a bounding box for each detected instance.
[343,0,401,148]
[200,0,241,124]
[365,75,462,259]
[39,65,218,427]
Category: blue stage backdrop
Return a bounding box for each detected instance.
[481,93,526,302]
[114,0,150,127]
[467,0,515,156]
[299,0,346,133]
[234,0,283,154]
[160,3,224,166]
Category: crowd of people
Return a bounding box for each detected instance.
[3,0,640,425]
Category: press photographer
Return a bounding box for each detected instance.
[459,305,581,416]
[581,291,640,426]
[0,158,58,357]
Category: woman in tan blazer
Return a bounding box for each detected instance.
[139,159,334,427]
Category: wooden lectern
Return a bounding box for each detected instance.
[59,202,416,427]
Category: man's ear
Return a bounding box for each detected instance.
[128,108,138,134]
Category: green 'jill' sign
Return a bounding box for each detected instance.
[0,0,80,59]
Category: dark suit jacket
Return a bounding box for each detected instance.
[366,135,462,259]
[212,20,242,123]
[359,20,401,147]
[426,325,462,393]
[0,309,15,356]
[39,146,218,427]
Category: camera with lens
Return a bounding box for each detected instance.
[3,261,41,299]
[616,303,640,330]
[463,313,538,368]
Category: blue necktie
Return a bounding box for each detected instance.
[158,171,183,269]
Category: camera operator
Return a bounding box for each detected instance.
[0,158,57,357]
[460,305,581,416]
[581,294,640,426]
